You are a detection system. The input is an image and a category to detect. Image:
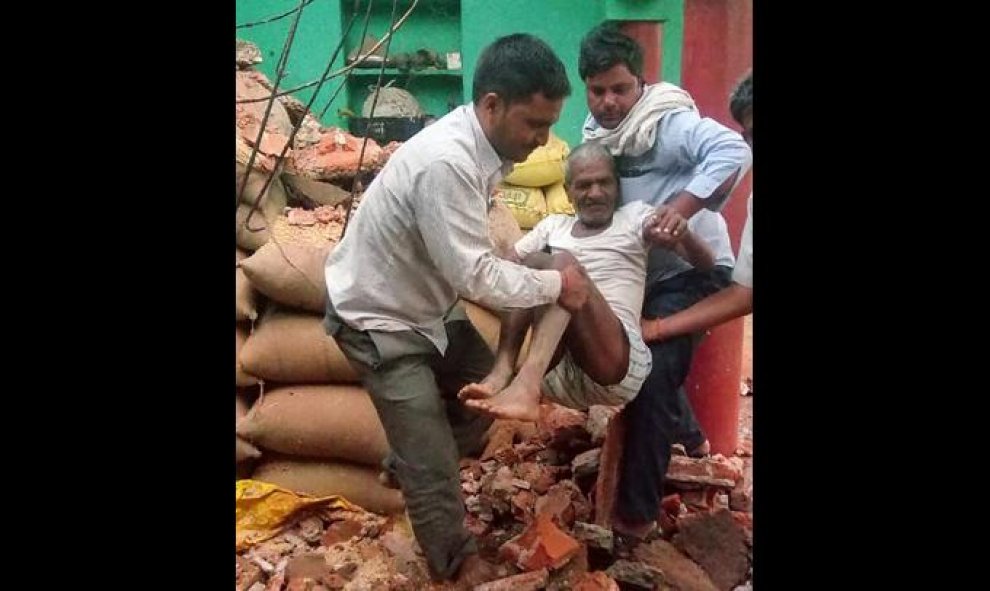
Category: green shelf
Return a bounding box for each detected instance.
[348,68,462,77]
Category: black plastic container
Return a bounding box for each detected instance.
[348,117,428,144]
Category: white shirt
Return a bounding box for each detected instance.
[325,105,562,353]
[513,201,656,343]
[732,194,753,287]
[584,106,752,283]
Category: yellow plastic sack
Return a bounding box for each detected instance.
[503,133,569,187]
[496,184,547,230]
[544,181,574,215]
[236,479,358,551]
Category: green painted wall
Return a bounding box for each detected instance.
[459,0,604,147]
[340,0,464,121]
[236,0,347,123]
[236,0,683,146]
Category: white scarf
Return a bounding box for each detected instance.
[582,82,697,157]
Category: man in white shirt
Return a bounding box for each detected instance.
[459,142,714,424]
[323,34,587,587]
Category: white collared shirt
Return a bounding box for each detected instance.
[325,105,562,353]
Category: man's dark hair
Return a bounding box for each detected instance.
[472,34,571,104]
[730,71,753,125]
[578,23,644,80]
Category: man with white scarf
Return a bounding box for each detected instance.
[578,24,752,541]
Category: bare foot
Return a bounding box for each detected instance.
[463,377,542,422]
[453,554,498,589]
[457,366,514,402]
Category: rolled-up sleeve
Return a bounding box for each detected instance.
[665,111,752,211]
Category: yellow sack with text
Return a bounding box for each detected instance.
[496,183,547,230]
[544,181,574,215]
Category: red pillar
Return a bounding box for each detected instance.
[680,0,753,456]
[619,22,662,84]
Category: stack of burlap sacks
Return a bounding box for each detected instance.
[235,195,528,516]
[497,133,575,230]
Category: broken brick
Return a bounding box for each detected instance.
[633,539,719,591]
[585,405,617,446]
[571,571,620,591]
[474,568,550,591]
[483,466,518,507]
[593,411,626,529]
[483,420,535,460]
[539,404,590,449]
[513,462,560,494]
[666,455,743,488]
[731,512,753,549]
[673,510,749,591]
[295,516,325,544]
[535,484,575,526]
[729,466,752,512]
[264,571,285,591]
[321,518,364,546]
[511,489,537,523]
[499,513,581,571]
[571,448,601,478]
[286,578,320,591]
[549,544,589,590]
[572,521,614,553]
[535,480,590,527]
[465,513,491,537]
[462,476,482,495]
[535,447,565,466]
[681,488,721,512]
[236,555,263,591]
[286,553,330,583]
[605,559,664,589]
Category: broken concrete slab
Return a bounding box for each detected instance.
[673,510,749,591]
[572,521,614,553]
[604,559,664,590]
[633,539,719,591]
[666,455,743,488]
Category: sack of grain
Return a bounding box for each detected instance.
[543,181,575,215]
[236,325,260,387]
[239,307,359,383]
[252,455,405,515]
[236,250,259,322]
[236,384,387,466]
[236,396,262,464]
[503,133,568,187]
[239,241,331,314]
[495,183,547,230]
